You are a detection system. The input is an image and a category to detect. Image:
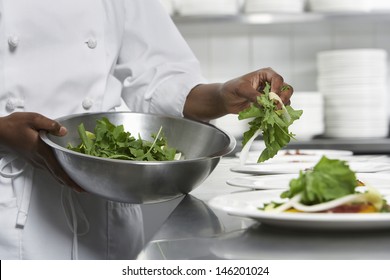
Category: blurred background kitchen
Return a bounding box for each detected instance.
[157,0,390,154]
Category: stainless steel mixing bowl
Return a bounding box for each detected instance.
[40,112,235,204]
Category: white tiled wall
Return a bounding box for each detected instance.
[174,15,390,138]
[176,17,390,92]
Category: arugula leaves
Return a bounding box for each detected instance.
[281,156,357,205]
[238,82,303,163]
[259,156,390,212]
[67,117,178,161]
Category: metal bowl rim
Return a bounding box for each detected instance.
[39,112,236,165]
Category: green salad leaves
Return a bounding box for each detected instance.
[67,117,179,161]
[281,156,357,205]
[262,156,390,213]
[238,83,302,163]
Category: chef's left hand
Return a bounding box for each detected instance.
[0,112,84,192]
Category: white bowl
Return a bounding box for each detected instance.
[160,0,175,15]
[175,0,240,15]
[324,126,388,139]
[291,91,323,104]
[319,86,388,96]
[309,0,371,12]
[318,76,387,88]
[214,114,251,139]
[371,0,390,10]
[325,119,389,127]
[244,0,306,13]
[317,49,387,66]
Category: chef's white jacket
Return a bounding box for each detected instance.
[0,0,206,259]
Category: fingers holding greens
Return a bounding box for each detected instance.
[239,82,303,164]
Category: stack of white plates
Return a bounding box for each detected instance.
[175,0,241,16]
[371,0,390,11]
[160,0,175,15]
[244,0,306,13]
[317,49,389,138]
[308,0,371,12]
[289,92,324,140]
[213,114,251,140]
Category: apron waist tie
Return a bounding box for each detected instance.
[0,154,32,228]
[61,187,90,260]
[0,153,90,259]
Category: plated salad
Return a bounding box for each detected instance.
[262,156,390,213]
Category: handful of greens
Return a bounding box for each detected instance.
[67,117,179,161]
[238,83,302,163]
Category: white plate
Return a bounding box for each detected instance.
[231,161,390,175]
[175,0,240,15]
[226,174,297,189]
[279,149,353,156]
[241,154,380,165]
[208,190,390,230]
[242,154,324,164]
[237,149,353,164]
[227,173,390,190]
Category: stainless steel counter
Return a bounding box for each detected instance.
[137,158,390,260]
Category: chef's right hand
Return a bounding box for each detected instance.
[0,112,84,192]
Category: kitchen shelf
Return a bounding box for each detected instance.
[229,137,390,156]
[172,11,390,25]
[287,137,390,155]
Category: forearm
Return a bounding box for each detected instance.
[183,83,227,122]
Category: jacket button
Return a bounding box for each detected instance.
[8,35,20,48]
[82,98,93,110]
[86,38,97,49]
[6,98,25,112]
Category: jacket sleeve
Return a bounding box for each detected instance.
[115,0,207,117]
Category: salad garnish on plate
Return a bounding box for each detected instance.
[262,156,390,213]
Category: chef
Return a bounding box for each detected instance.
[0,0,293,259]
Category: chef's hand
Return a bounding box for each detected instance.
[219,67,293,113]
[0,112,84,192]
[183,67,293,122]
